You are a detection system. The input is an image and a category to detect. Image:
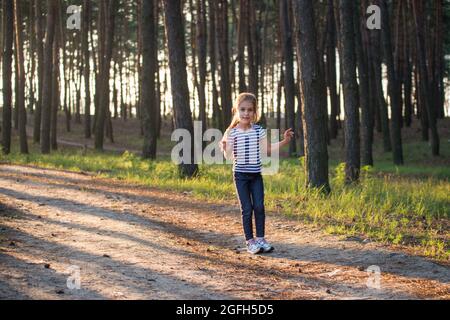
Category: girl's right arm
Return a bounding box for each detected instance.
[221,130,234,160]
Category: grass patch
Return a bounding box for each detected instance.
[1,139,449,260]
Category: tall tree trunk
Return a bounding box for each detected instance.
[403,2,413,128]
[339,0,360,183]
[141,0,157,159]
[237,0,248,92]
[75,33,82,124]
[50,31,59,151]
[33,0,44,143]
[14,0,28,154]
[59,1,70,133]
[370,26,392,152]
[326,0,338,140]
[217,0,232,129]
[208,0,220,129]
[196,0,207,133]
[163,0,198,177]
[83,0,91,138]
[40,0,56,154]
[434,0,445,119]
[293,0,330,193]
[28,0,36,115]
[2,0,13,154]
[412,0,439,156]
[380,0,403,165]
[279,0,296,156]
[276,67,283,131]
[259,5,269,127]
[155,0,161,138]
[247,0,258,97]
[94,0,118,151]
[355,1,373,167]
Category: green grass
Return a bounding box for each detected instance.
[1,138,449,260]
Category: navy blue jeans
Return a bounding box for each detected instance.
[233,172,265,241]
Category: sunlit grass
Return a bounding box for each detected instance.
[1,139,449,260]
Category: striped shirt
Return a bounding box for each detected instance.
[227,124,266,173]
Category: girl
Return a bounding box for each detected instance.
[221,93,293,254]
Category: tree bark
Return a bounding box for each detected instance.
[163,0,198,177]
[355,1,373,166]
[217,0,232,129]
[13,0,28,154]
[141,0,158,159]
[237,0,248,92]
[380,0,403,165]
[339,0,360,183]
[2,0,13,154]
[208,0,221,129]
[82,0,91,138]
[94,0,118,151]
[325,0,338,140]
[279,0,297,156]
[293,0,330,193]
[33,0,44,143]
[196,0,207,132]
[412,0,439,156]
[40,0,56,154]
[370,26,392,152]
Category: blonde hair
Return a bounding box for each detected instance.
[227,92,260,131]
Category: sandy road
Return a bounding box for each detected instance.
[0,164,448,300]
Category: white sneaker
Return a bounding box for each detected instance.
[246,239,263,254]
[256,238,274,253]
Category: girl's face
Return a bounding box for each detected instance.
[237,100,255,126]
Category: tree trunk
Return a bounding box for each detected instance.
[380,0,403,165]
[163,0,198,177]
[370,26,392,152]
[59,1,70,133]
[2,0,13,154]
[40,0,56,154]
[279,0,296,156]
[339,0,360,183]
[293,0,330,193]
[208,0,221,129]
[141,0,157,159]
[33,0,44,143]
[247,0,258,97]
[216,0,232,129]
[326,0,338,140]
[50,32,59,151]
[237,0,248,92]
[196,0,207,133]
[412,0,439,156]
[355,1,373,167]
[28,0,36,115]
[83,0,91,138]
[13,0,28,154]
[403,3,413,128]
[94,0,118,151]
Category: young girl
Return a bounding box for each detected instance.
[221,93,293,254]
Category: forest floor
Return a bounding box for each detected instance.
[0,164,449,300]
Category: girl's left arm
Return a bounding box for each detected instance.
[261,128,294,156]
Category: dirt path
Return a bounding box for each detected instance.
[0,164,448,300]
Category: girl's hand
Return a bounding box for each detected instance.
[220,139,227,152]
[283,128,294,143]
